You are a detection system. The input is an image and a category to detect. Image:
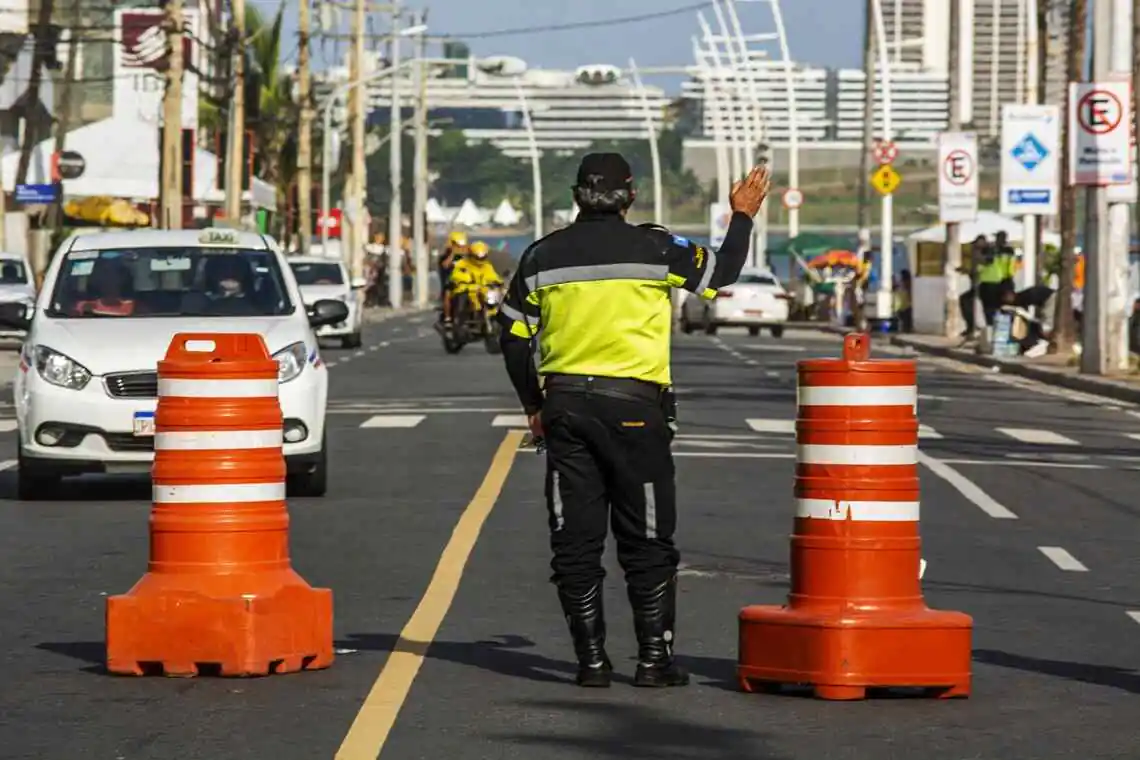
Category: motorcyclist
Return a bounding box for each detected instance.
[443,240,503,325]
[438,231,468,317]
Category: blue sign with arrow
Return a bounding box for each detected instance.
[1010,133,1049,171]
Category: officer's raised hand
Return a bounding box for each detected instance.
[729,165,772,218]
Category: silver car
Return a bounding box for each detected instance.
[0,253,35,340]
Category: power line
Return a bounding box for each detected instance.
[435,2,712,40]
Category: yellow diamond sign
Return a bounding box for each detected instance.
[870,164,901,195]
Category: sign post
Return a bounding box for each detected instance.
[937,132,979,224]
[1001,104,1060,288]
[1068,80,1132,187]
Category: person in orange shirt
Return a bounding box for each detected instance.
[72,258,136,317]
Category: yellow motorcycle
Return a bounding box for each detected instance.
[440,281,503,355]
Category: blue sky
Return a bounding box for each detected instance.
[261,0,863,91]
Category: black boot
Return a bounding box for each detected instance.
[629,575,690,688]
[557,584,612,687]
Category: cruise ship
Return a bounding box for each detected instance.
[315,55,671,159]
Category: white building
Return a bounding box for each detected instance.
[315,59,670,159]
[832,65,949,143]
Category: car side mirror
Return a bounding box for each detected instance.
[0,301,31,330]
[308,298,350,328]
[351,276,367,289]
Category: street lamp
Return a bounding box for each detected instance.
[691,38,732,202]
[870,0,895,324]
[697,13,746,182]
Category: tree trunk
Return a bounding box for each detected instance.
[16,0,55,188]
[1054,0,1088,354]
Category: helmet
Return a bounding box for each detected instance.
[470,240,490,259]
[448,231,469,248]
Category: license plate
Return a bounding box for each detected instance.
[133,411,155,437]
[745,309,765,316]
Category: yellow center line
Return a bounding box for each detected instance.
[334,429,526,760]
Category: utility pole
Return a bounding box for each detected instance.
[225,0,246,224]
[48,0,81,237]
[1084,0,1132,373]
[160,0,185,230]
[297,0,314,253]
[412,10,429,307]
[944,0,963,339]
[386,5,404,309]
[1054,0,1086,355]
[16,0,53,190]
[346,0,368,284]
[1134,0,1140,256]
[1036,0,1050,283]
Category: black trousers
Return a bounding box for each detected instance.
[959,288,976,333]
[542,377,679,598]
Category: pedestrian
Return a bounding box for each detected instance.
[496,152,770,689]
[978,235,1017,327]
[957,235,986,338]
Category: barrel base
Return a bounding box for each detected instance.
[105,570,334,677]
[736,603,972,700]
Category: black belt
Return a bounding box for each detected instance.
[543,373,665,402]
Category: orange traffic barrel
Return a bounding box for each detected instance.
[737,333,972,700]
[106,333,333,677]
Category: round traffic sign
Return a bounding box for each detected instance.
[943,149,974,185]
[782,188,804,210]
[1077,89,1123,135]
[56,150,85,180]
[873,140,898,165]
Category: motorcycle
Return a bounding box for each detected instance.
[438,282,503,355]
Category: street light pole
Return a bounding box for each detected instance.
[870,0,895,324]
[387,6,404,309]
[412,12,430,307]
[692,39,731,201]
[513,79,543,240]
[628,58,663,225]
[765,0,801,239]
[697,14,744,182]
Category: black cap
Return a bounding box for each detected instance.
[575,152,633,192]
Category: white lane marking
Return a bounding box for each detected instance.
[1126,611,1140,626]
[1125,433,1140,442]
[329,407,521,415]
[765,371,780,378]
[340,356,353,363]
[745,359,759,366]
[369,345,380,351]
[0,459,15,471]
[737,344,806,353]
[670,452,798,459]
[0,420,16,432]
[492,414,529,427]
[796,498,920,521]
[747,419,795,434]
[380,341,391,347]
[676,433,764,440]
[997,427,1080,445]
[940,458,1103,469]
[392,327,403,333]
[360,415,426,429]
[798,385,916,407]
[354,350,367,358]
[916,451,1018,519]
[798,443,917,466]
[1038,546,1089,572]
[919,424,943,439]
[918,394,953,401]
[325,360,339,368]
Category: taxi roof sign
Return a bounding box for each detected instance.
[199,229,240,246]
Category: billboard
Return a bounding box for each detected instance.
[113,8,199,128]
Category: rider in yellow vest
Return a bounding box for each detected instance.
[444,241,503,323]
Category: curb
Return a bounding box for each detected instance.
[890,335,1140,405]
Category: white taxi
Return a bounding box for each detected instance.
[679,267,790,337]
[0,228,349,501]
[287,255,365,348]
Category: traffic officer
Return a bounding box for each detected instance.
[496,153,770,689]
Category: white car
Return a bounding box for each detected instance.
[679,268,790,338]
[0,228,350,501]
[288,255,365,348]
[0,252,36,340]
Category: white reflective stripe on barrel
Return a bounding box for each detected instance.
[795,498,920,521]
[155,429,283,450]
[797,444,918,466]
[797,385,917,408]
[152,482,286,504]
[158,378,279,398]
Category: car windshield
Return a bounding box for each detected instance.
[290,261,344,286]
[0,260,27,284]
[46,247,295,318]
[738,274,778,286]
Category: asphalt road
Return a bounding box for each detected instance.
[2,315,1140,759]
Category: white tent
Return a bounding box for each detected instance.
[907,210,1060,247]
[425,197,449,224]
[1,116,277,211]
[453,198,483,228]
[491,198,521,226]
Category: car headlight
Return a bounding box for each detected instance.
[273,342,308,384]
[33,345,91,390]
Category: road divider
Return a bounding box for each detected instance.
[105,333,333,677]
[737,333,973,701]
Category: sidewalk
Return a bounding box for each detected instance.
[891,333,1140,404]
